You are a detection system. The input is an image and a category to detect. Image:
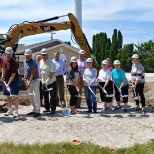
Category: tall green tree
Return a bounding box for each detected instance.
[110,29,118,62]
[117,30,123,49]
[92,32,108,66]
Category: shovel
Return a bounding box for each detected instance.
[44,85,53,91]
[98,83,113,97]
[114,83,128,98]
[1,80,10,92]
[40,79,53,91]
[133,88,139,100]
[75,90,84,99]
[22,79,34,95]
[63,86,70,117]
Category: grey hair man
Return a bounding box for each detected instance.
[52,51,66,108]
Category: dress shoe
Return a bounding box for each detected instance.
[27,111,35,115]
[50,110,55,114]
[43,109,50,113]
[33,112,40,117]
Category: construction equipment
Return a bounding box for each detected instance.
[0,13,93,59]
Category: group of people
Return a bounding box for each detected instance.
[1,47,66,117]
[66,51,146,114]
[1,46,146,118]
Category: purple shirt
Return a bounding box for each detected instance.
[77,58,87,77]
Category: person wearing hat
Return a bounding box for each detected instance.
[130,54,145,113]
[66,56,80,114]
[23,49,41,117]
[112,60,129,112]
[83,57,97,113]
[97,60,113,113]
[40,48,56,114]
[1,47,20,118]
[52,51,66,108]
[76,49,87,108]
[35,54,44,107]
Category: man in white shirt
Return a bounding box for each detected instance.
[52,51,66,108]
[40,48,56,114]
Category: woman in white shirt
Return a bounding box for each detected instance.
[97,60,113,113]
[83,58,97,113]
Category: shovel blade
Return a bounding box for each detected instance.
[44,88,53,91]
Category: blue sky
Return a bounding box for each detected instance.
[1,0,154,47]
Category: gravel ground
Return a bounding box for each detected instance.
[0,101,153,148]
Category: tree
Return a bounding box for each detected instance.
[110,29,118,62]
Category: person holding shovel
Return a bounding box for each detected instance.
[130,54,145,114]
[1,47,20,118]
[112,60,129,112]
[40,48,56,114]
[66,56,80,114]
[97,60,113,113]
[23,49,41,117]
[83,58,97,113]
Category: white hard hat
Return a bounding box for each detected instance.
[132,54,139,59]
[101,60,108,65]
[5,47,13,54]
[41,48,48,54]
[113,60,120,65]
[70,56,77,62]
[78,49,85,54]
[86,58,93,63]
[24,49,32,55]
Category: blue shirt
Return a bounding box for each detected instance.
[112,68,128,88]
[52,59,66,76]
[23,59,39,80]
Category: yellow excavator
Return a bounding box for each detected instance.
[0,13,94,59]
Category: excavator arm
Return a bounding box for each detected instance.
[0,13,93,58]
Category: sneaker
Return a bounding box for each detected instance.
[50,110,55,114]
[93,111,97,113]
[87,110,92,113]
[4,110,13,116]
[27,111,35,115]
[43,109,50,113]
[114,106,121,110]
[141,110,146,114]
[13,112,19,118]
[134,107,140,111]
[33,112,40,117]
[123,109,127,113]
[106,109,112,114]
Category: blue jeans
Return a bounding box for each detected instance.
[84,86,97,112]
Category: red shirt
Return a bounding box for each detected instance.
[1,57,19,79]
[108,66,113,72]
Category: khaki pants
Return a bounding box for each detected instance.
[76,77,84,107]
[28,79,40,113]
[56,75,65,105]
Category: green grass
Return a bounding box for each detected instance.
[0,140,154,154]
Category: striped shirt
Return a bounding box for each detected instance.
[130,63,145,83]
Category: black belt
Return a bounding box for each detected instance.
[56,75,63,77]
